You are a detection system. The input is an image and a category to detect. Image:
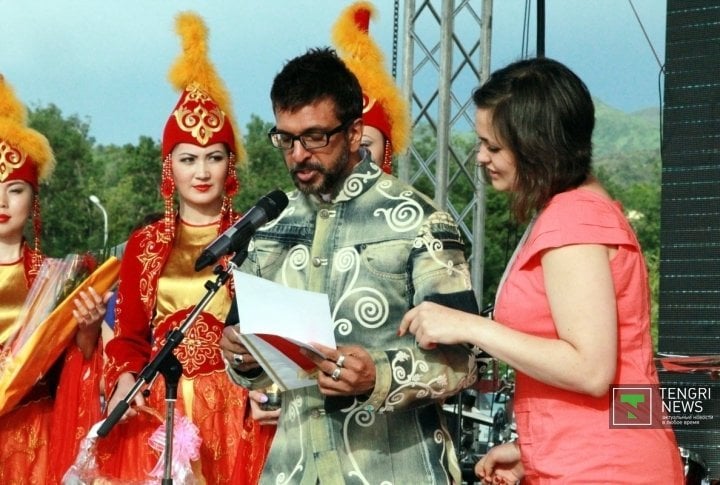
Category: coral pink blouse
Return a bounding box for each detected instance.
[494,188,683,483]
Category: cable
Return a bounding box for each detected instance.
[627,0,665,163]
[627,0,664,71]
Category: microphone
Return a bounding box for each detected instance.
[194,189,289,271]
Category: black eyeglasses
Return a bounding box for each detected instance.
[267,120,351,151]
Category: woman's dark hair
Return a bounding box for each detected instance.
[270,47,363,125]
[472,57,594,222]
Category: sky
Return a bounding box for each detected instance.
[0,0,666,147]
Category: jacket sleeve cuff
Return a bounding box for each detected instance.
[359,349,391,413]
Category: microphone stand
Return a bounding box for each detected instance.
[159,351,181,485]
[97,248,249,484]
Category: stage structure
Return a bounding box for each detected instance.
[659,0,720,479]
[397,0,493,303]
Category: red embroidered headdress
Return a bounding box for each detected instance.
[332,1,410,174]
[160,11,244,235]
[0,74,55,272]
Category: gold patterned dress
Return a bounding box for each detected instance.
[0,258,54,485]
[0,248,103,485]
[100,220,273,484]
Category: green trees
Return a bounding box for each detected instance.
[234,115,292,211]
[31,103,165,258]
[30,105,98,257]
[91,137,163,254]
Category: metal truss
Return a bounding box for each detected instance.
[399,0,493,301]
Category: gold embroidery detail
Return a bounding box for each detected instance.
[362,94,376,115]
[173,84,226,146]
[136,228,171,314]
[153,311,223,376]
[0,141,26,182]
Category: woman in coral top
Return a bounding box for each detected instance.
[98,12,273,484]
[399,57,684,484]
[0,74,107,484]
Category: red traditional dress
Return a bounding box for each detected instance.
[99,219,273,484]
[494,188,683,483]
[0,244,103,484]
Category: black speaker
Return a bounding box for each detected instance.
[660,0,720,480]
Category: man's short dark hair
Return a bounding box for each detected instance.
[270,47,363,124]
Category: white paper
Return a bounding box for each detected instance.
[231,270,336,348]
[231,270,336,391]
[238,332,319,390]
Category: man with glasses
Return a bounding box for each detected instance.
[267,118,354,196]
[221,47,477,484]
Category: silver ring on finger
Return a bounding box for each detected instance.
[331,367,342,381]
[335,354,346,368]
[233,353,244,365]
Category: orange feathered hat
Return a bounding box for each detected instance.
[162,12,244,163]
[332,1,410,173]
[0,74,55,189]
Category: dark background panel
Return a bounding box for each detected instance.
[660,0,720,480]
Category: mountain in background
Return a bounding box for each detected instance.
[592,99,661,188]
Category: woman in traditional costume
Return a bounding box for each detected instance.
[98,12,274,484]
[0,73,107,484]
[331,1,410,174]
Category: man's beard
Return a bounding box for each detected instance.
[290,142,351,196]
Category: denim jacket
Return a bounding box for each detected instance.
[229,156,477,484]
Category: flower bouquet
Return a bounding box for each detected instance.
[63,406,201,485]
[0,254,120,416]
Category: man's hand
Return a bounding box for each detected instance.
[302,343,376,396]
[220,325,259,372]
